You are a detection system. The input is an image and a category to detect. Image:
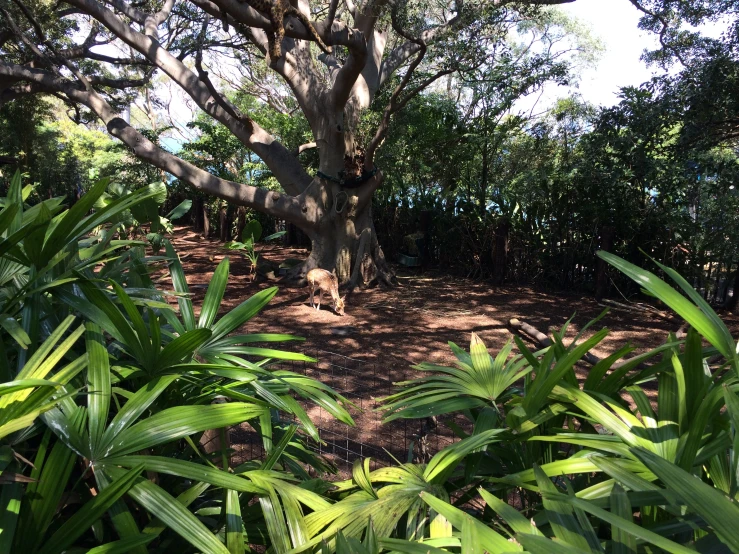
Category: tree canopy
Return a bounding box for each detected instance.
[1,0,598,282]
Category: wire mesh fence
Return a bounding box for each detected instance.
[225,350,468,478]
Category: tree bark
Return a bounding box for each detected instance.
[218,204,228,242]
[193,196,204,231]
[236,206,246,241]
[287,175,395,287]
[203,203,211,238]
[420,210,431,267]
[510,318,606,367]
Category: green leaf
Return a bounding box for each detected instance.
[723,385,739,498]
[40,178,109,262]
[86,323,111,453]
[264,231,286,241]
[204,345,315,362]
[209,287,278,342]
[461,514,480,554]
[166,199,192,221]
[0,379,58,396]
[164,240,196,330]
[70,282,142,359]
[41,407,89,458]
[0,203,19,237]
[631,447,739,552]
[0,315,30,349]
[610,484,636,554]
[376,538,451,554]
[107,403,267,457]
[24,202,53,267]
[200,257,230,329]
[419,492,519,552]
[86,535,155,554]
[516,534,590,554]
[0,482,21,554]
[352,458,378,499]
[548,490,695,554]
[104,467,229,554]
[155,328,212,371]
[424,429,505,483]
[94,470,146,554]
[598,251,736,367]
[101,456,264,493]
[533,465,593,551]
[521,329,609,420]
[242,219,262,242]
[110,281,153,368]
[11,315,80,382]
[36,465,143,554]
[226,489,245,554]
[73,183,165,253]
[99,374,178,455]
[478,487,541,536]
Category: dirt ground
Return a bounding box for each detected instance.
[167,226,739,469]
[167,226,739,382]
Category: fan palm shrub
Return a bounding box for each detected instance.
[4,166,739,553]
[304,250,739,552]
[0,171,352,553]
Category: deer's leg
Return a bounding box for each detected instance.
[309,285,314,307]
[316,289,322,310]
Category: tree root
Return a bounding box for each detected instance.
[348,229,372,290]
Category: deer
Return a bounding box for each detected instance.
[306,268,345,316]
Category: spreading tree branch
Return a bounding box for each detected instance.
[366,4,453,167]
[0,61,316,225]
[626,0,688,65]
[64,0,312,191]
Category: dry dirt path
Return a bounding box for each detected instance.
[167,226,738,388]
[167,227,739,468]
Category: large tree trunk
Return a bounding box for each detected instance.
[286,175,395,289]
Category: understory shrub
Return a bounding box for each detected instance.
[1,170,738,552]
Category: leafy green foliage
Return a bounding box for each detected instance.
[0,171,350,552]
[339,252,739,552]
[3,168,739,553]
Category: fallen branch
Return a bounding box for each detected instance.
[600,299,677,323]
[509,318,602,366]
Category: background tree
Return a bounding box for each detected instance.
[0,0,586,286]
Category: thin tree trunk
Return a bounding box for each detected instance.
[705,258,714,300]
[725,264,739,312]
[235,207,246,241]
[722,261,734,305]
[219,204,228,242]
[420,210,431,267]
[193,196,204,231]
[712,258,723,304]
[203,203,211,238]
[491,219,510,285]
[595,225,615,301]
